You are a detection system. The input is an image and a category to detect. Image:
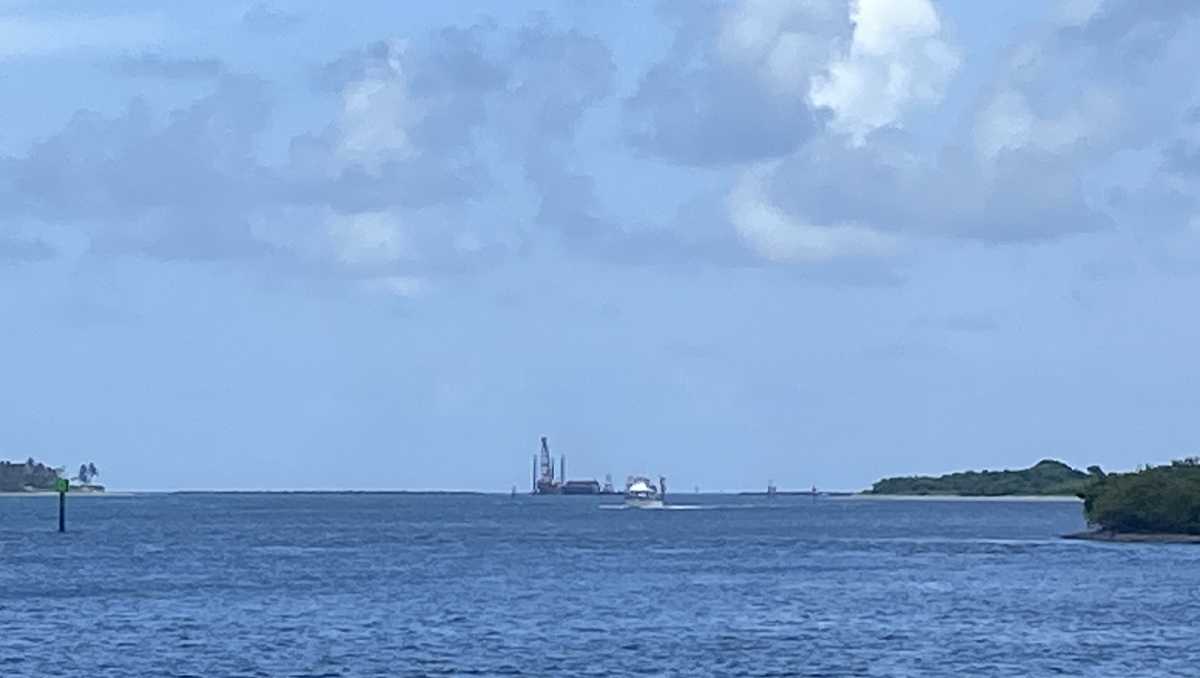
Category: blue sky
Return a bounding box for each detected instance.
[2,0,1199,491]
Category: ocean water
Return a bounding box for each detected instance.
[1,493,1198,677]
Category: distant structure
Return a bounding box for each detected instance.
[563,479,601,494]
[533,436,562,494]
[529,436,617,495]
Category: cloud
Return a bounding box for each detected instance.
[2,75,273,260]
[12,0,1197,280]
[1155,106,1200,241]
[624,0,839,165]
[1163,108,1200,178]
[624,0,950,163]
[303,27,505,183]
[974,1,1199,161]
[728,162,897,263]
[115,52,225,79]
[270,27,510,275]
[303,20,617,259]
[327,210,410,266]
[742,127,1113,247]
[242,2,304,34]
[0,16,622,284]
[304,20,617,266]
[503,21,615,238]
[716,0,844,97]
[704,0,1200,261]
[809,0,959,144]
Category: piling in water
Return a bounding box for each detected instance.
[56,477,69,533]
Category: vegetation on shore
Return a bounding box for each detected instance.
[0,458,102,492]
[0,458,62,492]
[869,456,1200,537]
[1077,458,1200,535]
[867,459,1099,496]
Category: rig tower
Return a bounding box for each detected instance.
[534,436,562,494]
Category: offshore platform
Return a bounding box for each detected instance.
[531,437,616,495]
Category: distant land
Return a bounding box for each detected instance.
[1069,458,1200,542]
[736,490,855,497]
[868,457,1200,543]
[0,458,104,493]
[866,459,1100,497]
[169,490,485,495]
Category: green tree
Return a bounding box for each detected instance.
[1078,461,1200,535]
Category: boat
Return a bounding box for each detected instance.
[624,475,666,508]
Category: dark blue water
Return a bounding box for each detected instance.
[1,494,1197,677]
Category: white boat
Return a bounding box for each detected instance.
[624,475,666,508]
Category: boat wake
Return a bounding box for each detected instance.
[598,503,709,511]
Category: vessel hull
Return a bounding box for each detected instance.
[624,498,663,509]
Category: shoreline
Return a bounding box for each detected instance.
[836,494,1082,502]
[3,490,493,496]
[0,491,1086,501]
[1062,530,1200,544]
[0,491,132,498]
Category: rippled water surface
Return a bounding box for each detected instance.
[2,493,1198,676]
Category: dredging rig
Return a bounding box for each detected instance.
[530,437,618,495]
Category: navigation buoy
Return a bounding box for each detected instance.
[56,477,69,532]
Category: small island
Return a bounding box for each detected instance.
[0,458,104,493]
[866,459,1099,497]
[1066,458,1200,543]
[868,457,1200,543]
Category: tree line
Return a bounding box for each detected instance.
[0,458,101,492]
[1078,458,1200,535]
[867,459,1097,496]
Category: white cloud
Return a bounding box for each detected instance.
[728,163,897,263]
[809,0,959,144]
[329,211,409,266]
[250,207,412,268]
[974,86,1121,159]
[717,0,842,98]
[334,41,423,173]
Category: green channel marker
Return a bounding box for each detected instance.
[57,478,69,532]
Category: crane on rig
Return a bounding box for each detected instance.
[532,436,563,494]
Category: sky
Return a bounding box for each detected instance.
[2,0,1199,492]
